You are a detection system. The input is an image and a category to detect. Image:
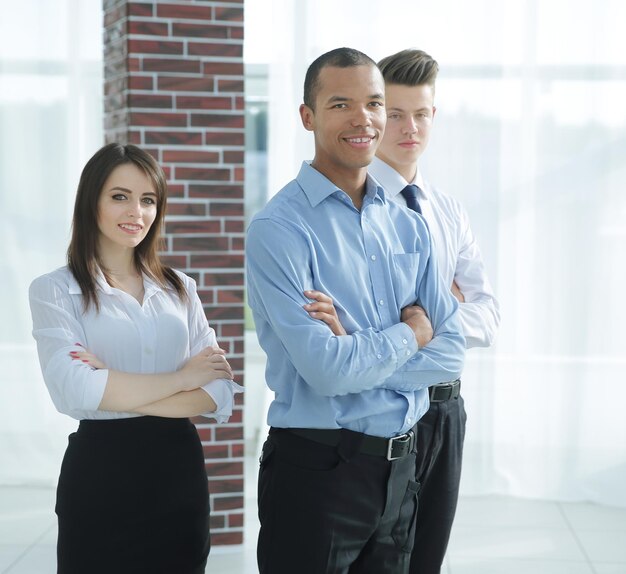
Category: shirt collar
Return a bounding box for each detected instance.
[66,266,162,302]
[369,156,428,203]
[296,161,385,208]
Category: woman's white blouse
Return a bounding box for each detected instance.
[29,266,242,422]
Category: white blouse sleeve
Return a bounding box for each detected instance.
[453,204,501,348]
[29,274,109,419]
[186,275,243,423]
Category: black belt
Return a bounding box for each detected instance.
[285,427,416,461]
[429,379,461,402]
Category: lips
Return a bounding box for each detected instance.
[345,136,373,144]
[119,223,143,233]
[343,133,377,148]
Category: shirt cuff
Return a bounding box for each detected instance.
[83,368,110,411]
[384,322,419,364]
[200,379,244,423]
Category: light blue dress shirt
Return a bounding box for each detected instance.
[246,162,465,438]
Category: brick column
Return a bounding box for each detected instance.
[103,0,245,547]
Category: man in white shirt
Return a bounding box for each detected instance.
[371,49,500,573]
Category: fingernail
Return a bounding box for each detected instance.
[82,360,89,363]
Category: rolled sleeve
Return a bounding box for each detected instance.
[29,276,111,418]
[200,378,245,423]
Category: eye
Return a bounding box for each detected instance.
[388,113,401,120]
[112,193,127,201]
[369,101,384,108]
[332,103,347,109]
[142,196,156,205]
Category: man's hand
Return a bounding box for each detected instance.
[303,290,347,336]
[401,305,433,348]
[451,280,465,303]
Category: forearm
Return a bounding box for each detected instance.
[130,389,217,418]
[257,312,417,397]
[389,332,465,391]
[98,370,184,412]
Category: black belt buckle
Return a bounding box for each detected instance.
[430,379,461,402]
[386,429,415,461]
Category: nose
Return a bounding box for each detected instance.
[127,201,141,218]
[350,105,372,128]
[402,117,418,135]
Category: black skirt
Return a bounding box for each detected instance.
[56,416,210,574]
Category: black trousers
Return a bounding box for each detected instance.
[56,416,210,574]
[409,394,467,574]
[257,427,420,574]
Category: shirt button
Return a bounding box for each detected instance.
[370,254,377,261]
[406,350,411,356]
[402,338,408,345]
[377,354,382,359]
[378,299,384,306]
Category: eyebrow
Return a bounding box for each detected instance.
[326,93,384,104]
[388,106,431,113]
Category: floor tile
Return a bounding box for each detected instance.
[447,525,587,561]
[575,530,626,563]
[446,557,594,574]
[0,546,29,573]
[205,546,257,574]
[4,545,56,574]
[592,563,626,573]
[560,502,626,531]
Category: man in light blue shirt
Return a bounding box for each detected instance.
[247,47,465,574]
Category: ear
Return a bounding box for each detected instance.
[432,106,437,120]
[299,103,315,132]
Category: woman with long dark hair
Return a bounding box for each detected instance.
[29,143,242,573]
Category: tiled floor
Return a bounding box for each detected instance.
[2,456,626,574]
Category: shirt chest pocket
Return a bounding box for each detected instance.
[391,252,421,308]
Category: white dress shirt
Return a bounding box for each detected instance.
[29,266,242,421]
[369,156,500,348]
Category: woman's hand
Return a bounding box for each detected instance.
[69,346,106,369]
[303,290,347,336]
[178,347,233,391]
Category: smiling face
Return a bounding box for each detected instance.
[299,64,386,185]
[376,83,436,182]
[96,163,158,256]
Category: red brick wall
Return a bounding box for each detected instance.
[103,0,245,547]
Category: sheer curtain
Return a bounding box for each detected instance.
[0,0,103,485]
[247,0,626,507]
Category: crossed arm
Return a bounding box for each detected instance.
[70,345,233,417]
[303,289,436,346]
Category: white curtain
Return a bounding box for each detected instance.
[0,0,103,485]
[246,0,626,507]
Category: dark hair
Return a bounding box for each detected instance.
[303,47,378,110]
[67,142,187,311]
[377,49,439,91]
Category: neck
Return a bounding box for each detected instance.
[376,153,418,184]
[310,161,368,210]
[98,243,137,276]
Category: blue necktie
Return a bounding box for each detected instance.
[400,184,422,214]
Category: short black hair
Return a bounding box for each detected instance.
[303,47,377,110]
